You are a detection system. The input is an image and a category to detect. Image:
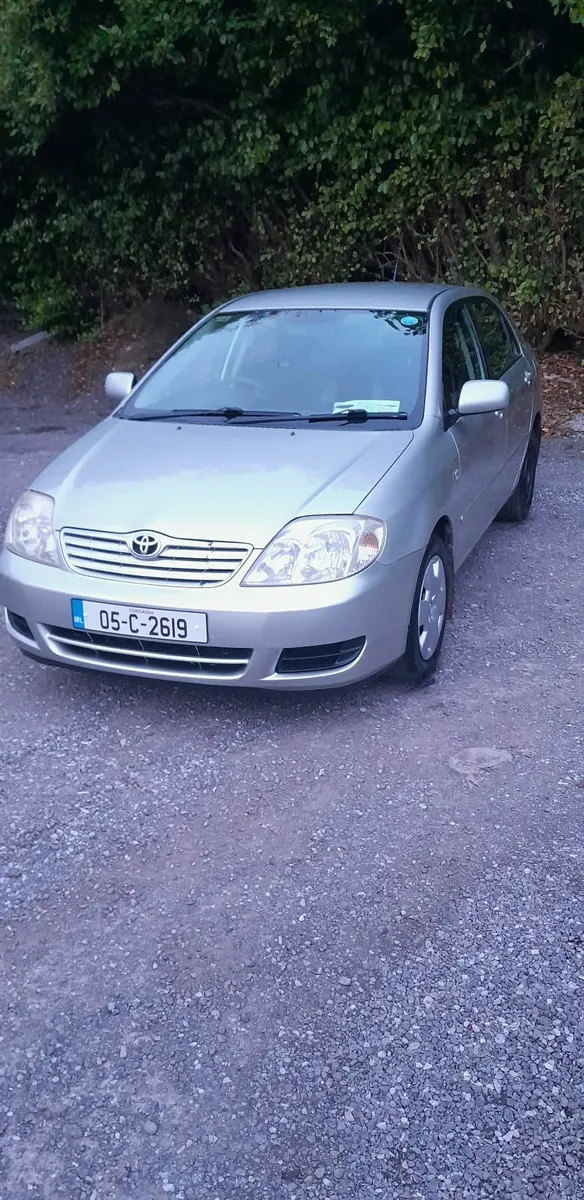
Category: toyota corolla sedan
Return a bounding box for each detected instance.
[1,283,541,689]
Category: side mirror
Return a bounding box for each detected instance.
[105,371,136,405]
[457,380,510,416]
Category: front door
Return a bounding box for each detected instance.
[466,296,534,490]
[442,302,508,566]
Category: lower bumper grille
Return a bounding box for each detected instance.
[43,625,252,678]
[276,637,365,675]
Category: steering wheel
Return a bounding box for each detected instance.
[226,376,272,406]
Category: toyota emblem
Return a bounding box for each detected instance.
[130,532,163,558]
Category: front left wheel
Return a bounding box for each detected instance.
[395,534,453,682]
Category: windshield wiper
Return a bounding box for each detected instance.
[239,409,408,424]
[308,409,408,423]
[127,406,248,421]
[126,407,308,423]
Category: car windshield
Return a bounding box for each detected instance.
[120,308,428,425]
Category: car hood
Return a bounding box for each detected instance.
[35,418,413,546]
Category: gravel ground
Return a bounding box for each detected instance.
[0,371,583,1200]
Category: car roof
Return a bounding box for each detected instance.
[221,282,456,313]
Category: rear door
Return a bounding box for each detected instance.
[466,296,534,489]
[442,302,507,564]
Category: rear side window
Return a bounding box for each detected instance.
[442,305,483,410]
[466,298,520,379]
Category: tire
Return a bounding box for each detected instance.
[496,425,540,523]
[394,534,453,683]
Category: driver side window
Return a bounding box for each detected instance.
[442,305,483,412]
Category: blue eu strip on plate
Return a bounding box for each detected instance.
[71,599,85,629]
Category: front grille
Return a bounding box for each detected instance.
[60,528,252,587]
[6,610,35,641]
[276,637,365,675]
[44,625,252,678]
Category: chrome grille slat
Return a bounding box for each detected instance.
[64,559,231,581]
[62,569,223,587]
[61,527,252,587]
[67,549,243,568]
[64,532,126,546]
[64,539,247,562]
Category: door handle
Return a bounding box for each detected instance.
[524,370,534,385]
[496,410,505,419]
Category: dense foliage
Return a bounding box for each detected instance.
[0,0,583,340]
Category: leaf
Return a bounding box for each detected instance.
[448,747,513,787]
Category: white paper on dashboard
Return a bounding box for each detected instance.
[332,399,402,414]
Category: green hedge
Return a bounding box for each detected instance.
[0,0,583,340]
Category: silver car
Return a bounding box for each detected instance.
[1,283,541,690]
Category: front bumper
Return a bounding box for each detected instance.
[0,547,421,690]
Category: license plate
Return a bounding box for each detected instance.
[70,599,208,644]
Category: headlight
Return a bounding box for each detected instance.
[242,516,386,587]
[4,490,60,567]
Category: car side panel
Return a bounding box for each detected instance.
[357,420,459,566]
[447,407,508,564]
